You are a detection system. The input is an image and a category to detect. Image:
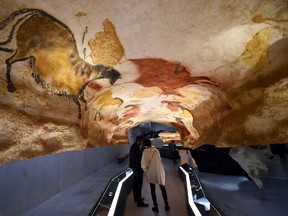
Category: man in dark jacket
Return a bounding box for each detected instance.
[129,135,149,207]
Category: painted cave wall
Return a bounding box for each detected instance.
[0,0,287,164]
[0,0,287,215]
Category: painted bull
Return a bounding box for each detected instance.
[0,8,121,117]
[81,58,230,149]
[0,8,229,147]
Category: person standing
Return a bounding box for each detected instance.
[129,135,149,207]
[141,138,170,213]
[169,140,178,164]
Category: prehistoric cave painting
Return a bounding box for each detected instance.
[1,7,285,151]
[239,27,272,67]
[75,12,87,17]
[0,8,231,148]
[88,19,125,66]
[0,8,121,117]
[129,58,222,95]
[81,58,229,148]
[252,13,288,24]
[82,26,88,58]
[214,26,287,89]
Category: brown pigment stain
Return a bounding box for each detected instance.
[252,13,288,23]
[130,58,221,95]
[123,105,141,118]
[162,101,181,112]
[75,12,87,17]
[87,82,103,91]
[171,121,191,136]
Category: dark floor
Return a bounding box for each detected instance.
[124,155,188,216]
[23,150,288,216]
[22,161,129,216]
[198,155,288,216]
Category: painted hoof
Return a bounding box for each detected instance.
[7,83,16,93]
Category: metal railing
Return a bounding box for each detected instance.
[178,163,222,216]
[88,167,133,216]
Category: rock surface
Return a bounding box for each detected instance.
[0,0,287,166]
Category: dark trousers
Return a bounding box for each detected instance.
[171,151,178,164]
[149,183,169,207]
[132,171,143,203]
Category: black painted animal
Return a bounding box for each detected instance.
[0,8,121,117]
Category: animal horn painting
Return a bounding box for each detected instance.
[0,8,122,117]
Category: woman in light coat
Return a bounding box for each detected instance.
[141,138,170,213]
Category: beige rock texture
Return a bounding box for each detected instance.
[229,145,273,188]
[0,0,287,179]
[0,105,86,164]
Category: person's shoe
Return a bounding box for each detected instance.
[165,205,171,211]
[152,206,159,213]
[137,202,149,207]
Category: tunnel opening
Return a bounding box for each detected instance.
[127,121,181,146]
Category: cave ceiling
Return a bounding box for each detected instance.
[0,0,288,164]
